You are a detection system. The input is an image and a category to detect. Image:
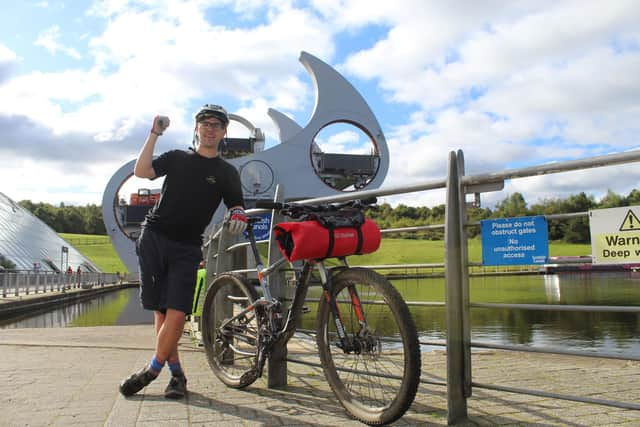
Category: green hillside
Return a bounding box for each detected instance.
[58,232,591,275]
[350,238,591,265]
[59,233,127,273]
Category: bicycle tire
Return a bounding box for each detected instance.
[316,267,421,425]
[201,274,260,388]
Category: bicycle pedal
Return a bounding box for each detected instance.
[239,369,258,387]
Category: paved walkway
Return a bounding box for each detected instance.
[0,326,639,426]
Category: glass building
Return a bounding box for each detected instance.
[0,192,99,272]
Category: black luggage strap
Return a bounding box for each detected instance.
[325,225,335,259]
[324,223,364,259]
[355,225,364,255]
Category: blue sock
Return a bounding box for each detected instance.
[168,359,183,377]
[148,356,164,374]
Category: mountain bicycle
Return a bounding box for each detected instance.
[201,199,421,425]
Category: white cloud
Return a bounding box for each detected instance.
[0,43,17,63]
[0,1,339,205]
[0,43,18,84]
[1,0,639,209]
[34,25,82,60]
[334,1,640,207]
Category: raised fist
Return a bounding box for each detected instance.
[151,115,170,135]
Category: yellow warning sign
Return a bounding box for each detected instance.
[590,206,640,264]
[619,210,640,231]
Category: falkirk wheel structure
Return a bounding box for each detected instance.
[102,51,390,274]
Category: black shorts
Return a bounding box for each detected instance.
[136,227,202,315]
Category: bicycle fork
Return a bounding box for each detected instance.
[316,263,368,354]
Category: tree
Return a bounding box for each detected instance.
[626,189,640,206]
[563,217,591,243]
[494,192,528,218]
[0,253,16,270]
[599,189,624,209]
[84,204,106,234]
[18,200,107,235]
[563,192,595,213]
[63,208,85,234]
[530,198,567,241]
[33,204,57,229]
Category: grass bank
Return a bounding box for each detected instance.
[350,238,591,265]
[59,233,127,273]
[59,232,591,274]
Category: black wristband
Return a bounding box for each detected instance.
[150,130,162,136]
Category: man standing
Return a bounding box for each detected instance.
[120,104,247,399]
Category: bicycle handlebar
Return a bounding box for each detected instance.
[255,197,377,219]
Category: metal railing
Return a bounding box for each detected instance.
[0,271,122,298]
[444,149,640,420]
[202,148,640,422]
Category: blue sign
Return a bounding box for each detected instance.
[250,213,272,241]
[481,216,549,266]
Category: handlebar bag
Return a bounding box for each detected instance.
[273,214,381,262]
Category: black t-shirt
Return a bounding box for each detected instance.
[143,149,244,244]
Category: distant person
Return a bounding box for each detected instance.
[119,104,246,399]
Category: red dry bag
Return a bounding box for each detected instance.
[273,212,381,262]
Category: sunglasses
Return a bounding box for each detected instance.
[199,121,225,130]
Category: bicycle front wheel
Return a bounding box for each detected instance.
[201,274,259,388]
[316,268,421,425]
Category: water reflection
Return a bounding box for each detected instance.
[543,274,561,303]
[0,287,151,329]
[392,271,640,357]
[2,272,638,357]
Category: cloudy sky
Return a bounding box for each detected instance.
[1,0,639,208]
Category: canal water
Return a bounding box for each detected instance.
[0,287,152,329]
[1,272,638,357]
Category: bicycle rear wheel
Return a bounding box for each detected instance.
[316,267,421,425]
[201,274,260,388]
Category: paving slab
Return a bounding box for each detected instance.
[0,325,638,426]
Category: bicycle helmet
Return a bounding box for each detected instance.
[195,104,229,125]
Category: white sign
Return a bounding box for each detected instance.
[589,206,640,265]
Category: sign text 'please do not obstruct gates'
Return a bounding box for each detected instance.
[481,216,549,266]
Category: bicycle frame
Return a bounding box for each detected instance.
[237,219,367,352]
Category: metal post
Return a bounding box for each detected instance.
[14,273,19,297]
[457,150,473,398]
[215,223,234,279]
[1,272,6,297]
[267,185,288,388]
[444,151,468,423]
